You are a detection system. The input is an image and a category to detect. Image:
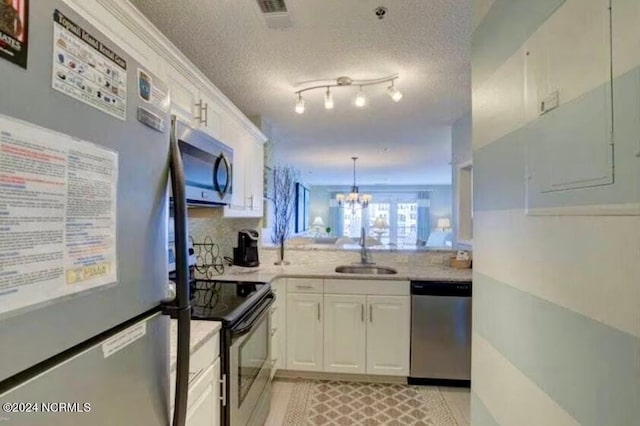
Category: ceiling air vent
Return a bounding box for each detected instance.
[257,0,287,13]
[255,0,293,29]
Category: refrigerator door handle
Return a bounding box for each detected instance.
[163,116,191,426]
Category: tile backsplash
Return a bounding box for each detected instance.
[188,208,262,260]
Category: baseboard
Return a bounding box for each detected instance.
[275,370,408,385]
[408,377,471,388]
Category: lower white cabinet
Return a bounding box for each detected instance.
[283,279,411,377]
[171,327,221,426]
[323,294,410,376]
[185,358,220,426]
[366,296,411,376]
[286,292,323,371]
[270,278,286,378]
[324,294,366,374]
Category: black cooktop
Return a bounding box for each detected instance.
[190,280,270,326]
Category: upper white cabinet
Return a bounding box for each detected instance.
[165,63,199,124]
[195,92,222,140]
[366,296,410,376]
[221,119,264,218]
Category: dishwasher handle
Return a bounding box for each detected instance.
[411,281,471,297]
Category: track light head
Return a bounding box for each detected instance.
[355,87,367,107]
[387,81,403,102]
[324,87,334,110]
[295,93,305,114]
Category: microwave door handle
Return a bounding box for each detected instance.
[213,154,230,198]
[164,116,191,426]
[220,154,231,197]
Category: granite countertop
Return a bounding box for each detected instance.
[214,261,472,283]
[169,319,221,373]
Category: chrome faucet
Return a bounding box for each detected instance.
[359,227,375,265]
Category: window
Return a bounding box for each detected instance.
[341,195,420,247]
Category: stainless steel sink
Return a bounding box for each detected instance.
[334,265,398,275]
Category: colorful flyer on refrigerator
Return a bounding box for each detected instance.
[52,9,127,120]
[0,0,28,68]
[136,68,169,132]
[0,114,118,317]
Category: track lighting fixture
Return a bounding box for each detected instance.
[293,74,402,114]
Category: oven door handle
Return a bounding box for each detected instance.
[231,293,275,338]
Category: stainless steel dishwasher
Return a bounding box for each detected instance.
[409,281,472,387]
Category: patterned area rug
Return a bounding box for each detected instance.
[282,380,459,426]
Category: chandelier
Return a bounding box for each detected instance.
[336,157,372,211]
[295,74,403,114]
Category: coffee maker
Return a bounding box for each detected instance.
[233,229,260,267]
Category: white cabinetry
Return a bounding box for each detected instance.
[222,124,264,218]
[283,278,410,377]
[185,359,220,426]
[286,292,323,371]
[270,279,286,378]
[170,328,221,426]
[366,296,411,376]
[164,64,222,141]
[195,92,222,140]
[165,63,199,124]
[324,294,366,374]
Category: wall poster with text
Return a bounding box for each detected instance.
[0,0,28,68]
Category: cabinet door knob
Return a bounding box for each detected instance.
[317,303,321,321]
[361,304,364,322]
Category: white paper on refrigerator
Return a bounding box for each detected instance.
[0,114,118,316]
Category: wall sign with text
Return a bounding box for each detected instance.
[0,0,28,68]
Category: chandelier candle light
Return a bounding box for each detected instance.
[336,157,372,212]
[294,75,403,113]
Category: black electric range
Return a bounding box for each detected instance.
[190,280,272,326]
[189,279,275,426]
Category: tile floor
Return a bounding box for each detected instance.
[265,379,470,426]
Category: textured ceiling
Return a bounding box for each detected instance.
[131,0,471,185]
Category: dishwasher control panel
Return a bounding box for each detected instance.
[410,281,471,297]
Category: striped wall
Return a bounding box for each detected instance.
[471,0,640,425]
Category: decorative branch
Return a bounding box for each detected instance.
[271,165,298,245]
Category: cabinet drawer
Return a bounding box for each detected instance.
[324,279,409,296]
[188,362,216,410]
[287,278,324,293]
[191,331,220,377]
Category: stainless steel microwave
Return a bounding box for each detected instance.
[172,117,233,206]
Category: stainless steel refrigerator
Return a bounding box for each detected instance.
[0,2,190,425]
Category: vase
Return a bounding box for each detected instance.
[274,237,290,265]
